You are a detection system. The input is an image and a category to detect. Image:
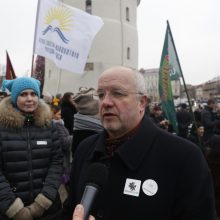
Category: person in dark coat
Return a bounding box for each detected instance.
[205,135,220,218]
[0,77,63,220]
[63,66,216,220]
[50,104,72,194]
[201,99,220,143]
[61,92,77,135]
[187,121,207,150]
[176,103,192,138]
[71,87,103,158]
[193,104,203,122]
[150,105,170,131]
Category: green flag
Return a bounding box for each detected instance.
[167,30,182,81]
[159,23,179,133]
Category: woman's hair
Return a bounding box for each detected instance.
[61,92,74,104]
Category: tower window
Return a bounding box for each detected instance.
[48,69,52,79]
[126,7,130,21]
[86,0,92,14]
[84,62,94,71]
[127,47,130,60]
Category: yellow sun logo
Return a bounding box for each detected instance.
[45,5,73,32]
[43,5,73,43]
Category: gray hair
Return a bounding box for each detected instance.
[132,69,147,95]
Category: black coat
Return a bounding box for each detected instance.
[201,106,220,141]
[0,97,63,219]
[176,109,192,138]
[61,101,77,135]
[64,116,216,220]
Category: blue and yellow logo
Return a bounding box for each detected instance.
[43,5,73,44]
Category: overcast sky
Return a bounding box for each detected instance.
[0,0,220,85]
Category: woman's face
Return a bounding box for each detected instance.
[16,89,39,113]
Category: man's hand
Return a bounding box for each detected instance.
[72,204,95,220]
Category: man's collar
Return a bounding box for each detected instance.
[90,116,159,170]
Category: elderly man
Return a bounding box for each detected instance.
[64,66,216,220]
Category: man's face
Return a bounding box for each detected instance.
[97,67,146,138]
[17,89,39,113]
[197,126,204,137]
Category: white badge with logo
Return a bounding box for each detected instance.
[37,141,47,145]
[123,178,141,197]
[142,179,158,196]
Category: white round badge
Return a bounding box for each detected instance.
[142,179,158,196]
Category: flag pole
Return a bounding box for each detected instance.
[31,0,41,75]
[166,20,202,148]
[166,21,191,110]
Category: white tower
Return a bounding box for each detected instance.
[43,0,141,95]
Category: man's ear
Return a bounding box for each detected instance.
[139,95,148,111]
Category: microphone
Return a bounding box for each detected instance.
[80,162,108,220]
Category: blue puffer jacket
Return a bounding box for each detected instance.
[0,97,63,219]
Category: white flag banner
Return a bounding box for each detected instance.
[34,0,104,74]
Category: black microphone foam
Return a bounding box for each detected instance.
[80,163,108,220]
[86,162,109,188]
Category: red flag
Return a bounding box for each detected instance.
[6,51,16,79]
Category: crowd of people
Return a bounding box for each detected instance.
[146,92,220,219]
[0,66,219,219]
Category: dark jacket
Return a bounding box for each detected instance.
[64,116,216,220]
[201,106,220,141]
[0,97,63,219]
[176,109,192,138]
[61,101,77,135]
[72,113,103,157]
[205,135,220,217]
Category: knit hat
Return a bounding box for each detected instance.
[2,77,40,105]
[74,88,99,115]
[43,91,53,104]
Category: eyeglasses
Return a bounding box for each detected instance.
[95,89,143,101]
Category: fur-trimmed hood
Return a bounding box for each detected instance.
[0,96,52,129]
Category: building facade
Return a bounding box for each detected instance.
[141,68,180,103]
[201,78,220,100]
[42,0,141,95]
[142,68,159,102]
